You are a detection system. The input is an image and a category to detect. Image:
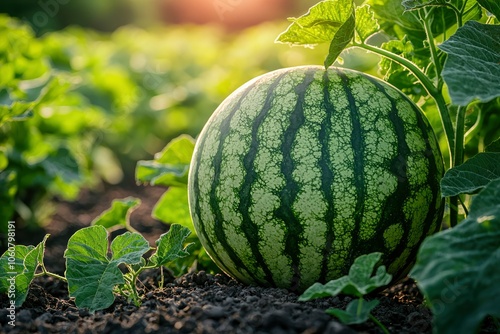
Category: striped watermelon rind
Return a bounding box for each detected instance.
[188,66,444,291]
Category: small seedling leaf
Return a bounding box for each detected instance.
[410,178,500,334]
[64,226,149,312]
[326,299,379,324]
[299,252,391,301]
[439,21,500,106]
[440,152,500,197]
[91,197,141,231]
[149,224,192,267]
[0,236,48,306]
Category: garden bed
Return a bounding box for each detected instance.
[0,183,495,334]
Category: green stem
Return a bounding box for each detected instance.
[449,105,467,227]
[420,8,443,89]
[357,297,363,317]
[369,314,390,334]
[355,42,455,167]
[39,261,67,282]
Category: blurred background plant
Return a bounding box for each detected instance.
[2,0,495,236]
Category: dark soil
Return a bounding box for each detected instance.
[0,182,496,333]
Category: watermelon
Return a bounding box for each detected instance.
[188,66,444,291]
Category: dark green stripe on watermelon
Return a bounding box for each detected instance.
[336,70,367,271]
[237,72,290,287]
[273,69,317,290]
[318,71,336,283]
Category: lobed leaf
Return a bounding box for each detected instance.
[354,5,379,43]
[439,21,500,106]
[410,178,500,334]
[91,197,141,231]
[64,226,149,312]
[326,299,379,324]
[299,253,392,301]
[275,0,355,68]
[149,224,192,267]
[440,152,500,197]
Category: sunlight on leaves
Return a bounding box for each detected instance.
[439,21,500,106]
[441,152,500,197]
[354,5,379,43]
[411,178,500,334]
[275,0,355,68]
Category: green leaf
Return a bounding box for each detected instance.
[15,236,47,306]
[298,253,392,301]
[354,5,380,43]
[440,152,500,197]
[410,178,500,334]
[154,135,194,165]
[91,197,141,231]
[0,245,33,294]
[476,0,500,19]
[135,161,189,187]
[275,0,355,67]
[326,299,380,324]
[324,11,355,68]
[135,135,195,187]
[0,236,48,307]
[149,224,192,267]
[439,21,500,106]
[152,187,195,233]
[485,137,500,152]
[40,147,81,184]
[402,0,448,11]
[64,226,149,312]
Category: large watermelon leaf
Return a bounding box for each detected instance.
[440,152,500,197]
[439,21,500,106]
[275,0,355,68]
[410,178,500,334]
[476,0,500,19]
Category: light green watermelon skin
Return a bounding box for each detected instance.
[188,66,444,291]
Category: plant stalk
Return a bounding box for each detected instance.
[449,105,467,226]
[369,314,390,334]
